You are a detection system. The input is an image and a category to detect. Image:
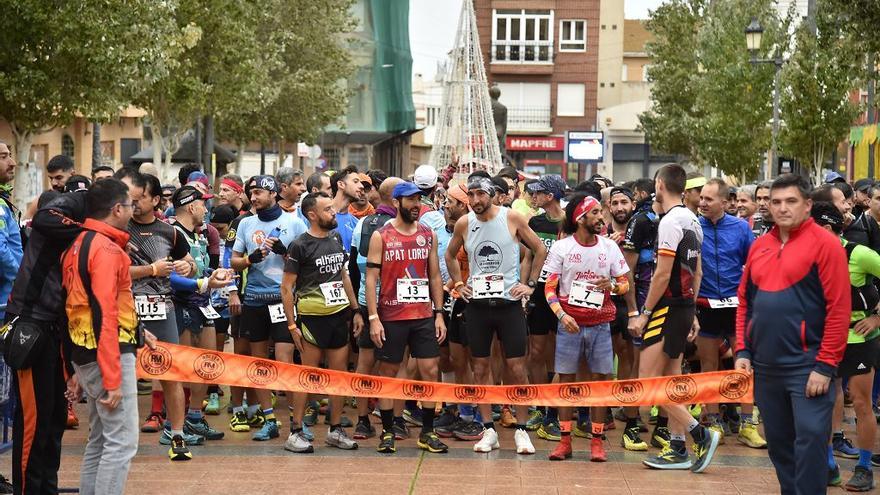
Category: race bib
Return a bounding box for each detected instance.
[268,303,287,324]
[397,279,429,304]
[215,285,233,300]
[568,281,605,310]
[472,273,504,299]
[199,305,221,320]
[135,295,166,321]
[320,281,349,306]
[708,297,739,309]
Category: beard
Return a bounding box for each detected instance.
[318,217,338,230]
[400,206,419,224]
[612,211,631,225]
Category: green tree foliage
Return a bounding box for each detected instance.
[824,0,880,56]
[0,0,183,204]
[779,7,861,184]
[215,0,356,172]
[641,0,787,180]
[638,0,705,160]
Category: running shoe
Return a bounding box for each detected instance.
[691,428,721,473]
[417,432,449,453]
[643,446,693,470]
[833,434,859,459]
[514,429,535,455]
[829,464,842,487]
[303,402,319,426]
[167,434,193,461]
[707,417,725,445]
[491,404,502,421]
[453,420,485,441]
[377,431,396,454]
[590,437,607,462]
[548,440,572,461]
[689,404,702,420]
[353,419,376,440]
[301,423,315,441]
[185,417,225,440]
[474,427,500,453]
[433,409,457,431]
[525,409,544,430]
[621,426,648,451]
[500,407,516,428]
[290,431,314,454]
[872,454,880,467]
[248,410,266,429]
[651,426,671,449]
[537,421,561,441]
[160,428,204,446]
[66,403,79,429]
[573,422,591,439]
[845,466,875,491]
[204,393,220,415]
[229,411,250,432]
[326,427,358,450]
[252,420,279,441]
[141,413,163,433]
[402,408,423,427]
[736,421,767,449]
[392,418,410,440]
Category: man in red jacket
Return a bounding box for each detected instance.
[735,173,850,493]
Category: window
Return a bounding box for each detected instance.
[496,82,552,131]
[323,147,341,169]
[100,141,114,166]
[347,146,368,169]
[621,65,628,82]
[557,84,585,117]
[559,20,586,52]
[61,134,74,158]
[426,106,439,127]
[492,9,553,63]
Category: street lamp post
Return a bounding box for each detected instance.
[745,17,783,181]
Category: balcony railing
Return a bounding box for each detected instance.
[491,40,553,64]
[508,106,552,133]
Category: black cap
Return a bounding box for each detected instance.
[172,185,206,209]
[64,175,91,193]
[855,178,874,193]
[210,204,238,224]
[490,176,510,195]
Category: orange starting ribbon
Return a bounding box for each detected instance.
[137,343,753,407]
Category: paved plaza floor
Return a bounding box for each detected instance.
[6,392,877,494]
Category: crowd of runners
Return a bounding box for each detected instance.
[0,140,875,494]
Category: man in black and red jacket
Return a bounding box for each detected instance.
[735,173,850,493]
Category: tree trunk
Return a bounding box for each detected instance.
[11,127,35,212]
[202,115,214,178]
[151,119,165,182]
[278,139,287,171]
[91,122,102,169]
[234,141,246,175]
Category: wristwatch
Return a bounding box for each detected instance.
[527,280,536,289]
[641,306,653,317]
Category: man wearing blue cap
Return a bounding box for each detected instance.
[230,175,307,442]
[366,182,448,455]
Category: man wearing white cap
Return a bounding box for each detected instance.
[413,164,438,219]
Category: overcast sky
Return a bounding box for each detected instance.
[409,0,667,79]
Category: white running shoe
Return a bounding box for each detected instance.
[325,427,358,450]
[284,431,314,453]
[514,429,535,455]
[473,427,500,452]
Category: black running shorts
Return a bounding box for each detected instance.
[527,290,557,336]
[641,304,695,359]
[465,300,528,359]
[839,337,880,378]
[447,298,469,346]
[298,309,351,350]
[374,317,440,364]
[696,306,736,339]
[240,304,292,344]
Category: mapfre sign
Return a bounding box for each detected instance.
[506,136,565,151]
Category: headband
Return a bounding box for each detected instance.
[574,196,601,222]
[221,178,243,194]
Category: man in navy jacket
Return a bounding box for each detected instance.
[736,174,850,493]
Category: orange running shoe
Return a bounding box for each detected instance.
[548,438,572,461]
[66,402,79,429]
[590,437,607,462]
